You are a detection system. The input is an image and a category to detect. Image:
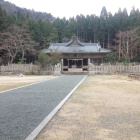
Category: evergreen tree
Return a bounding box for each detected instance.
[0,5,11,31]
[1,3,140,64]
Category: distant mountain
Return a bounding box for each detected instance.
[0,0,55,21]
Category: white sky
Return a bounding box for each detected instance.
[6,0,140,19]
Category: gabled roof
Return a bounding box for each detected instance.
[67,36,84,47]
[44,37,110,54]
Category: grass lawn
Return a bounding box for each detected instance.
[36,75,140,140]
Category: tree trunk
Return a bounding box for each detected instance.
[94,28,95,43]
[126,37,129,56]
[108,30,110,49]
[118,35,121,60]
[21,50,25,61]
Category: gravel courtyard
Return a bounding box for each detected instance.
[36,75,140,140]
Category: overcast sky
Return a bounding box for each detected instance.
[6,0,140,19]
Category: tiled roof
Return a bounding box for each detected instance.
[43,37,110,54]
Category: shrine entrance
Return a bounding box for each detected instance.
[68,59,82,68]
[63,58,88,71]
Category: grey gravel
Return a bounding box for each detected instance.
[0,75,85,140]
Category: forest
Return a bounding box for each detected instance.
[0,0,140,65]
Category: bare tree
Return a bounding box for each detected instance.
[0,32,20,64]
[9,24,36,63]
[0,24,36,64]
[113,29,140,60]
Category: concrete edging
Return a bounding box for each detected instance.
[25,75,88,140]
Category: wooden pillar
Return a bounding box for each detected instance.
[61,59,63,72]
[102,57,103,63]
[82,59,83,70]
[88,58,90,65]
[68,59,69,69]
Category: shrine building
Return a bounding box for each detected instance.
[44,37,110,72]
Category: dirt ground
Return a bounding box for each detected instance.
[36,75,140,140]
[0,75,55,92]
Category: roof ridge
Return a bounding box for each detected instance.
[66,36,84,47]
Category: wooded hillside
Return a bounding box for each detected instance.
[0,0,54,21]
[0,0,140,65]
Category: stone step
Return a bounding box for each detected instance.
[68,68,82,72]
[62,71,88,75]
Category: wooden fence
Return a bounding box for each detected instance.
[0,64,39,73]
[37,65,55,75]
[89,65,140,75]
[1,63,140,75]
[0,64,56,75]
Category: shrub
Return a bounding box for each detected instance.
[119,56,130,65]
[104,53,116,63]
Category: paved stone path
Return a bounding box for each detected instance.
[0,75,86,140]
